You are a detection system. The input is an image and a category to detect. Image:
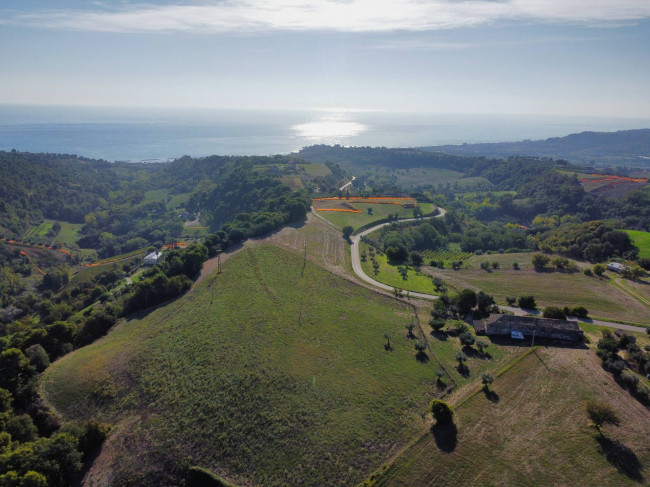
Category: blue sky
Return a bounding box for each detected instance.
[2,0,649,117]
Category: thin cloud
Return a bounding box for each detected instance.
[7,0,650,34]
[371,36,606,51]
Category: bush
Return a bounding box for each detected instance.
[583,268,593,276]
[505,296,517,306]
[429,399,454,425]
[532,253,550,269]
[517,295,536,309]
[593,263,606,276]
[543,306,566,320]
[341,226,353,240]
[570,306,589,318]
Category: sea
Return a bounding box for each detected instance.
[1,104,649,162]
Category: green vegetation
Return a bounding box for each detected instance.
[625,230,650,259]
[42,245,441,486]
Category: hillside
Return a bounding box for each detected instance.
[42,243,441,486]
[420,129,650,168]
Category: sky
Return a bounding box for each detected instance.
[1,0,650,118]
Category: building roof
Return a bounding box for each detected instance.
[473,314,581,333]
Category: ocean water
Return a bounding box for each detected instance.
[1,104,648,162]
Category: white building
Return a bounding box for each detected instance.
[143,251,163,266]
[606,262,625,273]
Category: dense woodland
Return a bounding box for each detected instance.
[0,145,649,485]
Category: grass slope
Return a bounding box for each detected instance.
[372,346,650,487]
[43,245,443,486]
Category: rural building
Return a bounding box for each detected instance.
[606,262,625,272]
[473,314,584,343]
[143,251,163,266]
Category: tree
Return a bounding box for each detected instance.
[367,207,373,215]
[429,399,454,425]
[20,471,48,487]
[593,263,606,277]
[517,295,536,309]
[459,332,475,347]
[532,253,550,270]
[476,291,494,315]
[585,400,620,435]
[405,322,416,338]
[505,296,517,306]
[476,340,489,355]
[543,306,566,320]
[342,226,354,240]
[457,289,477,314]
[429,318,446,332]
[410,251,423,267]
[481,373,494,389]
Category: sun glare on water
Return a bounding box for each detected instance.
[292,114,367,140]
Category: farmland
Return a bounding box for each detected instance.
[426,252,650,325]
[22,219,83,246]
[368,346,650,487]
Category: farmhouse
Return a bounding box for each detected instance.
[473,314,584,343]
[143,251,163,266]
[606,262,625,272]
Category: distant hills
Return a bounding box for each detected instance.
[419,128,650,168]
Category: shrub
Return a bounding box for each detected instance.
[505,296,517,306]
[429,399,454,425]
[517,295,536,309]
[532,253,550,269]
[585,400,619,433]
[543,306,566,320]
[342,226,354,240]
[570,306,589,318]
[593,263,606,276]
[512,262,520,270]
[583,268,593,276]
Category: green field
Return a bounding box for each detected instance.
[625,229,650,258]
[143,188,170,203]
[23,220,83,246]
[43,245,447,486]
[318,203,435,231]
[369,346,650,487]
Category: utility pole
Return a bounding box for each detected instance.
[531,328,536,348]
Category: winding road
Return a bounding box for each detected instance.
[346,206,648,333]
[350,208,445,300]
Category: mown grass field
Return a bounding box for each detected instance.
[426,252,650,325]
[42,245,450,486]
[370,346,650,487]
[317,203,435,231]
[626,229,650,259]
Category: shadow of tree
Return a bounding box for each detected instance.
[431,330,448,341]
[456,363,470,377]
[416,351,430,363]
[431,422,458,453]
[596,436,644,482]
[482,386,500,403]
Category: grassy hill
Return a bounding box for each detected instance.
[366,346,650,487]
[42,244,445,486]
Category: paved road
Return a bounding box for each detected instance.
[349,208,446,300]
[345,206,648,333]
